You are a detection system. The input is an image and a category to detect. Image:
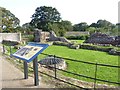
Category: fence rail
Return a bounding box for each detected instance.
[39,71,84,89]
[40,53,120,89]
[2,45,120,89]
[41,53,120,68]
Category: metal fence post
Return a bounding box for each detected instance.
[24,61,28,79]
[54,55,57,79]
[94,63,98,90]
[33,57,39,86]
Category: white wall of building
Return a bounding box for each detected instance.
[0,33,21,43]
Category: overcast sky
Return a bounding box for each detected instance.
[0,0,119,26]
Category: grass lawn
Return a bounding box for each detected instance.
[5,44,119,85]
[70,40,85,44]
[40,45,119,85]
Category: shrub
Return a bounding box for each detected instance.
[66,35,89,40]
[28,35,34,42]
[69,44,80,49]
[2,40,20,46]
[108,49,120,55]
[53,41,71,47]
[53,41,80,49]
[80,44,113,52]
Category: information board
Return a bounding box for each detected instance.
[12,42,49,63]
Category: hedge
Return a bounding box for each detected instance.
[66,35,89,40]
[53,41,119,55]
[2,40,20,46]
[79,44,113,52]
[53,41,79,49]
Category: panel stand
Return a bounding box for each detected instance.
[33,57,39,86]
[3,45,5,54]
[24,61,28,79]
[10,46,12,56]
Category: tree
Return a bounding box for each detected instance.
[1,7,20,32]
[86,27,96,34]
[97,20,115,35]
[60,20,73,31]
[47,20,73,36]
[89,19,117,35]
[97,19,112,28]
[22,22,34,34]
[30,6,61,31]
[73,22,88,31]
[89,23,98,28]
[15,26,23,33]
[48,22,66,36]
[109,23,120,36]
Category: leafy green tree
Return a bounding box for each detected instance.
[60,20,73,31]
[97,19,112,28]
[30,6,61,31]
[22,22,34,34]
[109,23,119,36]
[97,20,116,35]
[73,22,88,31]
[116,23,120,35]
[89,19,118,35]
[86,27,96,34]
[48,22,66,36]
[47,20,73,36]
[89,23,98,28]
[15,26,23,33]
[1,7,20,33]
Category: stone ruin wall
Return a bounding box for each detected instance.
[34,29,49,42]
[34,29,71,43]
[85,32,120,45]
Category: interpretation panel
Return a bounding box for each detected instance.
[12,42,49,63]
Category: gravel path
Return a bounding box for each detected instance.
[0,44,52,88]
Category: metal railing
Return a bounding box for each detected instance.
[40,53,120,89]
[2,45,120,89]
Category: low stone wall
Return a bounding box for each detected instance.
[0,33,21,43]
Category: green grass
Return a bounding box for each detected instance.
[70,40,85,44]
[4,44,119,85]
[4,46,17,55]
[70,40,120,52]
[41,45,119,85]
